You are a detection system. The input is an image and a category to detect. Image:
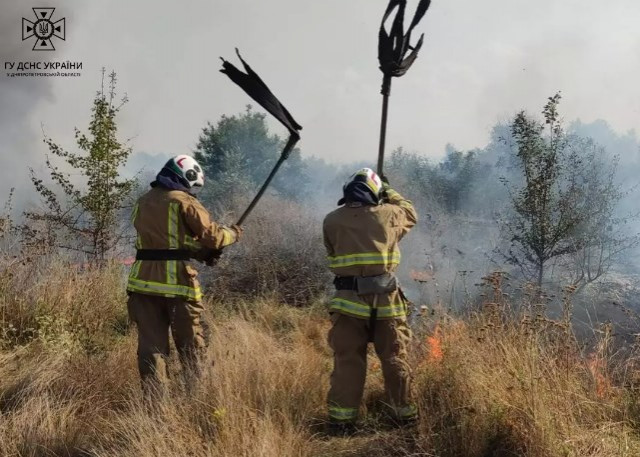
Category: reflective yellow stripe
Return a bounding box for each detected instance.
[130,203,139,224]
[168,202,179,248]
[328,251,401,268]
[393,404,418,419]
[131,203,142,249]
[167,260,177,285]
[328,405,358,421]
[329,297,406,319]
[127,277,202,301]
[130,260,142,279]
[329,298,371,317]
[222,228,235,247]
[167,203,180,285]
[129,201,203,301]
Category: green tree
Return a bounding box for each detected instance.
[436,146,481,213]
[386,146,483,214]
[194,106,307,204]
[561,140,638,287]
[26,69,136,261]
[499,94,630,287]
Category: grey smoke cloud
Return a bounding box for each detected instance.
[0,3,55,204]
[2,0,640,206]
[0,1,86,208]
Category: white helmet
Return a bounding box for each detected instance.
[163,155,205,192]
[337,167,383,206]
[344,168,383,197]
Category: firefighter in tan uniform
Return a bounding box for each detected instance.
[323,167,418,434]
[127,155,241,394]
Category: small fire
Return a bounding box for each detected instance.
[587,353,610,398]
[426,325,443,363]
[121,256,136,266]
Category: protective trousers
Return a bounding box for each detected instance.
[127,292,206,395]
[327,312,416,423]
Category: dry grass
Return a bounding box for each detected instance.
[2,262,640,456]
[205,196,331,306]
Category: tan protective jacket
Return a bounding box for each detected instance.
[127,186,238,301]
[323,187,417,319]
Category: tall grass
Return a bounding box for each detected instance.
[2,260,640,456]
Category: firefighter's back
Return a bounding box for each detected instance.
[324,202,408,278]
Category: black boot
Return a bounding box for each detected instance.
[389,414,418,430]
[326,421,358,437]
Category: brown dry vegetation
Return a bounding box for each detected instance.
[2,261,640,456]
[206,196,331,306]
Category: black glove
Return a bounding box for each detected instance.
[204,249,223,266]
[192,248,223,266]
[379,175,391,203]
[231,225,243,242]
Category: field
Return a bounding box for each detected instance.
[2,261,640,457]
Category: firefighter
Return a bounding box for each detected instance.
[127,154,241,395]
[323,167,418,435]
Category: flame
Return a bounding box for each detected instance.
[121,256,136,266]
[587,353,610,398]
[426,325,443,363]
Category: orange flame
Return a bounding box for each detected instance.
[426,325,443,363]
[121,256,136,266]
[587,353,610,398]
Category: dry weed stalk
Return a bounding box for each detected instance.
[1,263,640,456]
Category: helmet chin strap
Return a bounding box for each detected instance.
[190,184,203,195]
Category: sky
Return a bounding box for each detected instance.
[2,0,640,202]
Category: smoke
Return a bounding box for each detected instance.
[0,4,57,207]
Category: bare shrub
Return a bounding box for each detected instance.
[205,195,331,306]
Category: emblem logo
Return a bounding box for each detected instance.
[22,8,66,51]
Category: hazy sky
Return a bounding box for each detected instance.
[2,0,640,200]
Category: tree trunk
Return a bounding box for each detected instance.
[537,262,544,287]
[536,261,544,301]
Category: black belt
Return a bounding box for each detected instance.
[333,276,358,290]
[136,249,191,261]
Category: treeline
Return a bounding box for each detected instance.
[191,93,639,291]
[4,72,639,305]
